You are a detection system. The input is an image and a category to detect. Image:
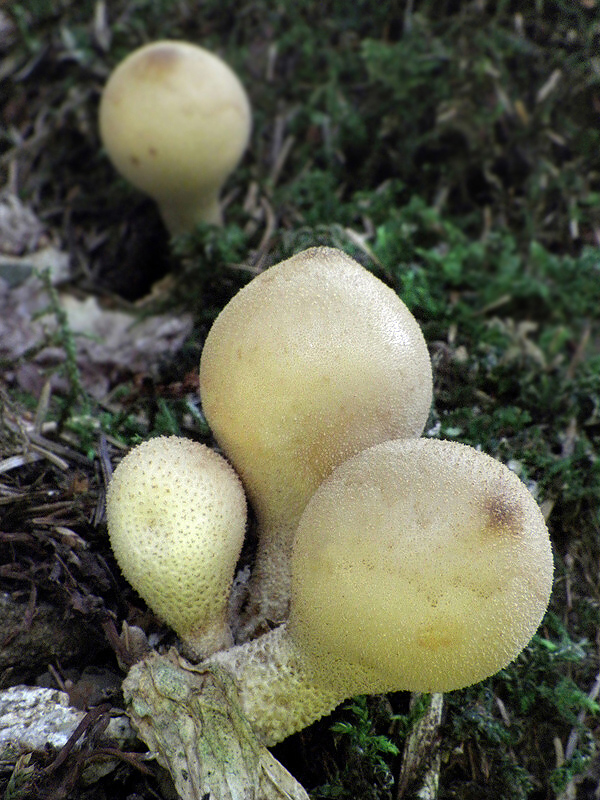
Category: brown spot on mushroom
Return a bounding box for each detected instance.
[130,155,140,167]
[148,147,158,157]
[483,492,524,537]
[132,43,182,79]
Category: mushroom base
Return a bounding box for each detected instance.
[207,624,351,745]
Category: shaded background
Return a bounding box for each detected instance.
[1,1,599,798]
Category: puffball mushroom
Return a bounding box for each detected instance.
[207,437,553,745]
[199,246,433,633]
[106,436,246,658]
[98,40,251,235]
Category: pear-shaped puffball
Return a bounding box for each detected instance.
[199,246,433,633]
[208,437,553,745]
[290,437,554,694]
[106,436,246,658]
[99,40,251,235]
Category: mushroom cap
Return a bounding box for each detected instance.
[289,438,554,694]
[199,246,433,538]
[106,436,246,645]
[98,40,251,219]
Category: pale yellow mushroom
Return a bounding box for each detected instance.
[199,247,433,635]
[106,436,246,658]
[208,438,554,745]
[98,40,251,235]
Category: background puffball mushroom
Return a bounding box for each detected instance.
[199,246,433,634]
[98,40,251,235]
[208,437,553,745]
[106,436,246,658]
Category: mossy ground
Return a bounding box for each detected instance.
[1,1,599,798]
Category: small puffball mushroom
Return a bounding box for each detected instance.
[106,436,246,658]
[207,438,553,745]
[98,40,251,235]
[199,246,433,633]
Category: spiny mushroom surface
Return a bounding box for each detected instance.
[208,437,554,745]
[98,40,251,235]
[106,436,246,658]
[199,246,433,633]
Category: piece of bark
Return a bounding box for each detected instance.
[123,649,310,800]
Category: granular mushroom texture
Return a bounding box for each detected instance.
[199,246,433,634]
[208,437,553,744]
[290,437,554,695]
[106,436,246,657]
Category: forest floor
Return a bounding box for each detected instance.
[1,1,600,798]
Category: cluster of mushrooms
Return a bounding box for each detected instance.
[106,243,553,747]
[100,39,554,792]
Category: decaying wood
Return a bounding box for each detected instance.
[123,649,309,800]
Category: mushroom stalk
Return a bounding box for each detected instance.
[206,624,345,746]
[157,187,223,235]
[231,525,296,638]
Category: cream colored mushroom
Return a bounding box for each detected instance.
[98,40,251,235]
[106,436,246,658]
[199,246,433,635]
[207,437,554,745]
